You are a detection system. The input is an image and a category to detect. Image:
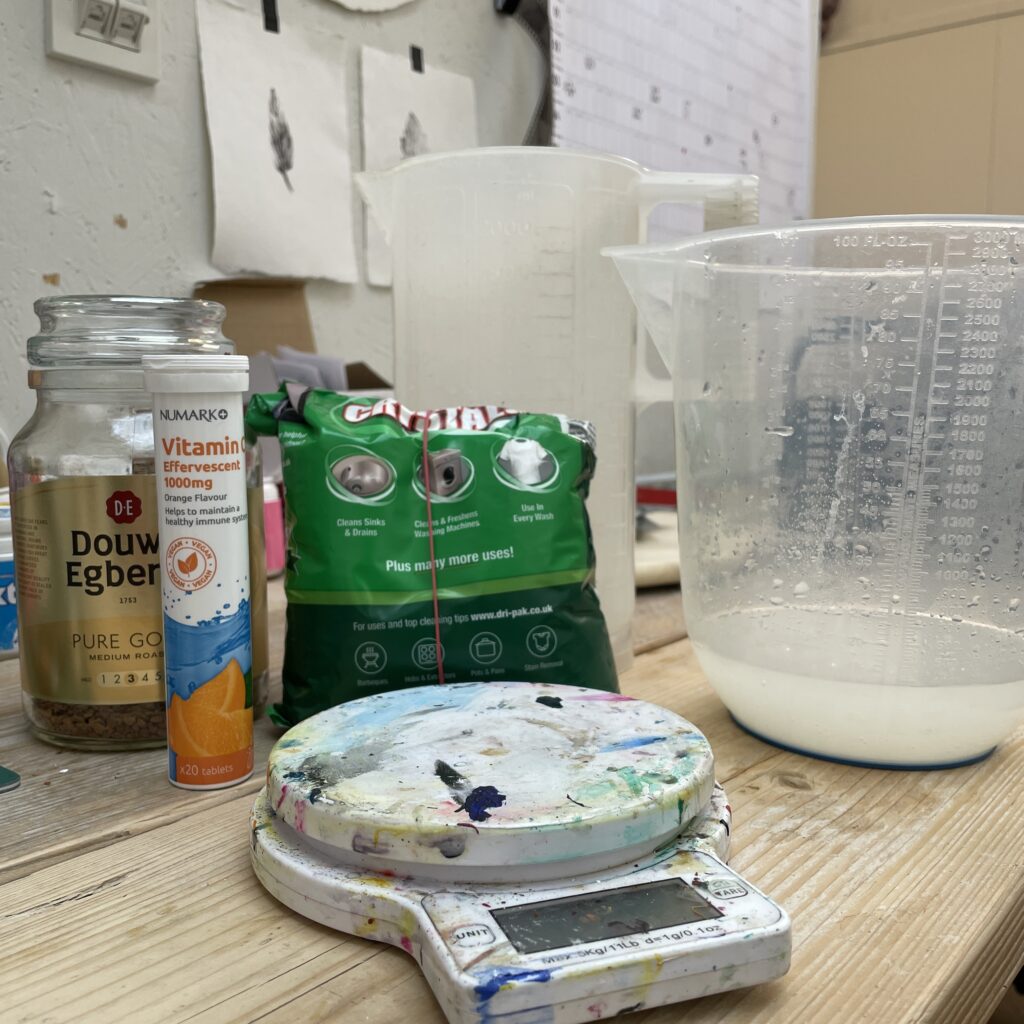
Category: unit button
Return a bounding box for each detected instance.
[451,923,497,948]
[706,877,748,900]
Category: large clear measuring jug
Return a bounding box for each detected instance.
[357,149,757,668]
[609,217,1024,767]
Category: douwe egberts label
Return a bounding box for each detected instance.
[13,476,165,704]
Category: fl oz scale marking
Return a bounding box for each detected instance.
[250,681,791,1023]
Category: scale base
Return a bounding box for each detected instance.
[251,783,790,1024]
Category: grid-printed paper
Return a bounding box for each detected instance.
[550,0,817,231]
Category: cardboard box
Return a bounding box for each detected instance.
[193,278,316,356]
[194,279,391,481]
[192,278,391,392]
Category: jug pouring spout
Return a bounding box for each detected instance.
[358,148,497,243]
[603,244,684,372]
[606,172,758,372]
[355,167,398,241]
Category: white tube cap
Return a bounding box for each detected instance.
[142,355,250,394]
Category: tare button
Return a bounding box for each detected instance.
[706,877,748,900]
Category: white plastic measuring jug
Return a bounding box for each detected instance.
[608,216,1024,767]
[357,148,757,667]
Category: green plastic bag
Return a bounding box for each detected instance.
[246,389,618,726]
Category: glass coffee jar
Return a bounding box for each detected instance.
[7,296,269,750]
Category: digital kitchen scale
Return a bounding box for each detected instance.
[250,682,791,1023]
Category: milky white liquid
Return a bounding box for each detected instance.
[691,607,1024,766]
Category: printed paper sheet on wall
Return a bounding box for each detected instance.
[360,46,477,287]
[550,0,817,236]
[197,0,358,283]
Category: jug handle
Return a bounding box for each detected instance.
[633,173,759,235]
[630,173,759,404]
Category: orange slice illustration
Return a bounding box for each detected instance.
[170,659,250,758]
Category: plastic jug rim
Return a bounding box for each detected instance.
[358,145,650,178]
[603,212,1024,264]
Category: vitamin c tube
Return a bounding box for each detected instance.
[143,355,253,789]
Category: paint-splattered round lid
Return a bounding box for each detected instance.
[266,682,715,882]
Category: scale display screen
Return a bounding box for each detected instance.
[490,878,723,954]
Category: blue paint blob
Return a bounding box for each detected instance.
[463,785,506,822]
[600,735,668,752]
[473,966,553,1002]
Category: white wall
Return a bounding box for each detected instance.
[0,0,545,440]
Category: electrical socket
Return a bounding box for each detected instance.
[45,0,160,83]
[76,0,116,42]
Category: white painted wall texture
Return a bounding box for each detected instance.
[0,0,545,441]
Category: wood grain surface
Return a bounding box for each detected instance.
[1,583,1021,1023]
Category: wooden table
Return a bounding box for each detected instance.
[2,582,1022,1024]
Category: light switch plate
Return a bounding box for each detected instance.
[45,0,160,83]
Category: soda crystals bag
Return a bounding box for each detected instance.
[246,389,618,726]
